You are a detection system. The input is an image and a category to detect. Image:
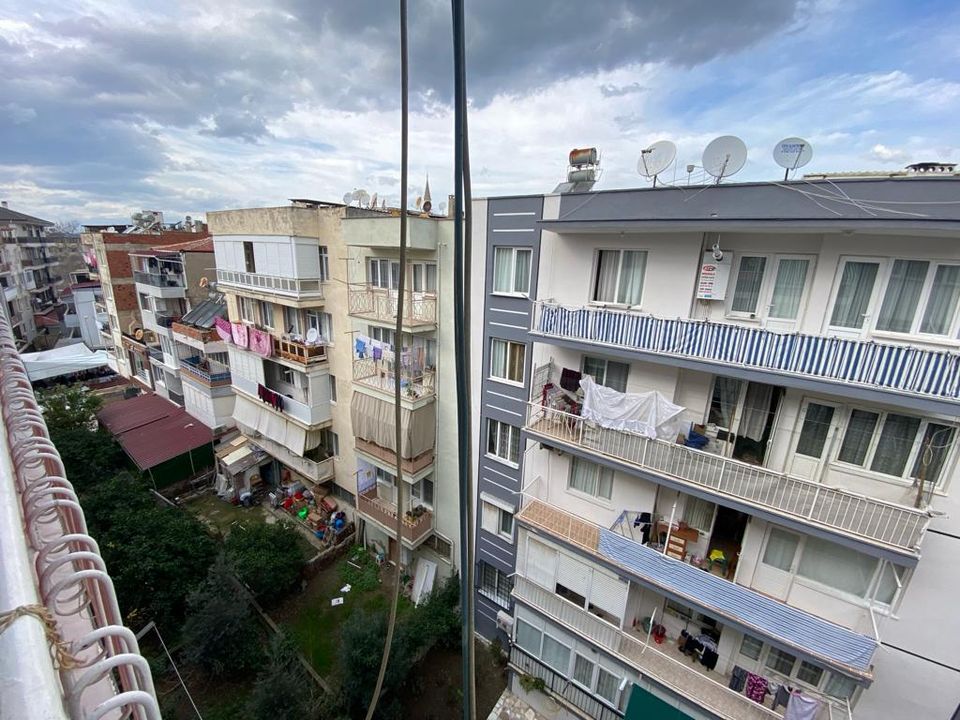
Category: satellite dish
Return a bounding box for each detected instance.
[342,192,354,205]
[637,140,677,187]
[199,276,209,288]
[134,328,144,341]
[305,327,320,344]
[773,136,813,179]
[355,189,369,208]
[369,192,378,209]
[702,135,748,183]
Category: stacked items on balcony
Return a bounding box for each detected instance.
[272,473,350,547]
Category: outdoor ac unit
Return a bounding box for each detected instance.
[496,610,514,633]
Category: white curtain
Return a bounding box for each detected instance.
[921,264,960,334]
[490,339,506,378]
[739,382,774,442]
[493,247,513,293]
[830,261,879,328]
[769,258,809,319]
[838,409,879,465]
[541,635,571,673]
[762,528,799,571]
[593,250,619,302]
[731,256,766,313]
[683,496,716,533]
[514,249,531,294]
[617,250,646,305]
[870,413,920,476]
[877,260,928,332]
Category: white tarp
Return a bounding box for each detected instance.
[21,343,117,381]
[579,376,686,440]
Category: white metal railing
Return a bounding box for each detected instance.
[215,268,325,298]
[0,308,160,719]
[525,402,928,554]
[532,300,960,404]
[347,284,437,325]
[352,356,435,400]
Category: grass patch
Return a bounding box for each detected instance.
[182,491,263,537]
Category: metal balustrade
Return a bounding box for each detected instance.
[347,284,437,326]
[180,355,232,387]
[352,356,435,400]
[356,486,433,545]
[216,269,325,299]
[525,402,929,554]
[133,270,184,288]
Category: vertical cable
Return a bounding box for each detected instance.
[364,1,408,717]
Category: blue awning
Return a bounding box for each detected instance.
[598,529,876,679]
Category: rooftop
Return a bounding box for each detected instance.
[0,205,53,226]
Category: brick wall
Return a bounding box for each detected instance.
[113,281,139,312]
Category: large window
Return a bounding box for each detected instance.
[877,260,960,335]
[256,299,273,328]
[243,241,256,273]
[481,496,515,541]
[283,306,301,335]
[478,562,513,607]
[239,296,255,323]
[795,402,835,458]
[410,262,437,293]
[729,255,811,320]
[731,256,767,314]
[487,418,521,464]
[592,249,646,305]
[582,356,629,393]
[830,260,879,329]
[306,310,332,342]
[492,247,532,295]
[741,635,855,700]
[368,258,399,289]
[490,338,525,384]
[568,457,613,501]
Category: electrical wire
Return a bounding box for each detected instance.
[363,1,408,717]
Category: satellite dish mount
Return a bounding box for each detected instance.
[702,136,748,185]
[773,137,814,180]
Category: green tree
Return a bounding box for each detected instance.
[247,633,322,720]
[181,558,263,676]
[50,427,126,492]
[224,522,305,605]
[37,383,102,430]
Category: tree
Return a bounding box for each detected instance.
[224,522,305,605]
[247,633,322,720]
[37,383,102,431]
[50,427,126,492]
[181,559,263,676]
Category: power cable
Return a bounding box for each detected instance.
[363,1,408,718]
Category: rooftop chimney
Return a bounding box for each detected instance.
[1,201,7,208]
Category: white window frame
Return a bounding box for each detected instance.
[257,299,273,329]
[737,634,854,701]
[581,356,629,393]
[283,305,302,335]
[726,253,814,322]
[328,374,337,403]
[567,457,614,502]
[872,258,960,338]
[492,246,532,296]
[489,338,525,385]
[410,261,437,294]
[827,256,884,332]
[410,476,434,509]
[486,418,521,466]
[239,296,255,323]
[590,248,647,307]
[318,246,329,282]
[368,258,399,289]
[480,493,515,542]
[306,310,332,343]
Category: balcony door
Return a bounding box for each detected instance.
[751,527,801,600]
[826,258,882,339]
[728,254,813,333]
[788,400,841,480]
[707,378,784,465]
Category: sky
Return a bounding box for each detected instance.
[0,0,958,224]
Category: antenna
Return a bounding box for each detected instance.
[637,140,677,188]
[355,189,370,208]
[702,135,748,184]
[773,137,813,180]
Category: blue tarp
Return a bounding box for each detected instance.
[598,529,876,678]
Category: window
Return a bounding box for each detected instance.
[515,619,541,654]
[328,430,340,456]
[318,246,329,282]
[707,377,743,428]
[481,497,514,541]
[239,296,255,323]
[257,300,273,328]
[595,667,621,705]
[830,260,879,328]
[487,418,521,464]
[921,264,960,334]
[138,292,151,312]
[327,374,337,403]
[682,496,715,533]
[280,367,295,385]
[541,634,571,673]
[492,247,532,295]
[568,457,613,501]
[284,306,301,335]
[410,477,434,508]
[765,647,797,676]
[769,258,810,320]
[797,661,824,686]
[739,635,763,661]
[592,249,646,305]
[306,310,332,342]
[731,256,767,314]
[490,338,525,384]
[824,674,857,700]
[478,562,513,607]
[411,262,437,293]
[877,260,928,332]
[330,483,355,507]
[243,241,256,273]
[368,325,396,347]
[424,533,452,560]
[368,258,399,289]
[875,260,960,336]
[762,528,799,572]
[152,365,165,384]
[796,403,835,458]
[573,654,594,688]
[582,356,628,393]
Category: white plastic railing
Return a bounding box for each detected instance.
[216,268,325,298]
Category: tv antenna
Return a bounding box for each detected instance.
[702,135,748,184]
[637,140,677,187]
[773,137,813,180]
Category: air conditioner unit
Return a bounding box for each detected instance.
[496,610,514,633]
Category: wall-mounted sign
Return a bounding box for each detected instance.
[696,252,730,301]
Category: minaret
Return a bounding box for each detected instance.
[422,174,432,214]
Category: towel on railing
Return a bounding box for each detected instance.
[784,692,820,720]
[231,322,248,348]
[249,328,273,358]
[215,316,232,342]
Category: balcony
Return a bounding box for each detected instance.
[525,401,928,557]
[133,269,185,288]
[352,356,435,401]
[532,301,960,413]
[342,215,441,251]
[180,355,232,387]
[246,433,335,485]
[232,374,332,427]
[274,336,328,365]
[355,438,434,475]
[509,647,624,720]
[357,486,433,546]
[347,284,436,328]
[511,577,778,720]
[155,311,182,329]
[216,268,325,300]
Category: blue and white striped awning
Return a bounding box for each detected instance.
[597,529,876,680]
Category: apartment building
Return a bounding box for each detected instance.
[61,280,107,349]
[0,202,58,348]
[208,200,459,576]
[471,172,960,719]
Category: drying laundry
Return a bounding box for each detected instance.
[745,673,769,703]
[214,316,233,342]
[231,322,249,348]
[257,383,284,411]
[728,666,747,692]
[560,367,582,392]
[784,691,820,720]
[372,345,382,361]
[355,337,367,358]
[249,327,273,358]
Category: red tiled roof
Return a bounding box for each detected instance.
[97,393,212,469]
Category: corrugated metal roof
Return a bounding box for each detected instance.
[597,529,876,678]
[180,296,226,329]
[0,207,53,225]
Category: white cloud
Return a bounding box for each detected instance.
[869,144,910,164]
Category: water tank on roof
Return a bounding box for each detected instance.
[569,147,599,167]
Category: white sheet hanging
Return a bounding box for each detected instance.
[579,376,686,440]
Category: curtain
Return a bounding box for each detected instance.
[762,528,799,571]
[683,496,716,532]
[796,403,835,457]
[830,261,879,328]
[739,382,774,442]
[514,249,531,294]
[541,635,571,673]
[593,250,619,302]
[350,392,435,458]
[604,361,629,393]
[708,377,742,428]
[870,413,920,476]
[490,339,506,378]
[910,423,955,486]
[596,467,614,500]
[731,256,767,313]
[617,250,646,305]
[877,260,928,332]
[569,457,593,494]
[838,410,879,465]
[573,654,594,687]
[596,668,621,704]
[769,258,809,319]
[507,341,525,382]
[493,247,513,293]
[797,535,875,597]
[921,264,960,334]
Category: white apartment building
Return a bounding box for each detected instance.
[209,200,459,576]
[471,172,960,720]
[0,202,57,348]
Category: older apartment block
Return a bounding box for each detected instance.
[471,172,960,719]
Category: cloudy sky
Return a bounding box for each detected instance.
[1,0,958,224]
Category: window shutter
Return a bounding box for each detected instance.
[588,570,628,622]
[525,538,557,590]
[481,502,499,535]
[557,554,591,598]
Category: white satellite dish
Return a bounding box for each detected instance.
[342,192,354,205]
[355,189,369,208]
[305,327,320,344]
[702,135,748,183]
[773,137,813,179]
[637,140,677,186]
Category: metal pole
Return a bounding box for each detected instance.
[662,500,677,556]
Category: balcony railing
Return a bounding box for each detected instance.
[512,577,779,720]
[274,336,328,365]
[357,486,433,545]
[532,301,960,405]
[355,437,434,475]
[133,270,185,288]
[347,284,437,326]
[509,647,624,720]
[525,401,928,555]
[232,374,332,427]
[216,269,325,299]
[154,311,182,328]
[180,355,232,387]
[352,356,435,400]
[246,433,335,484]
[147,346,163,362]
